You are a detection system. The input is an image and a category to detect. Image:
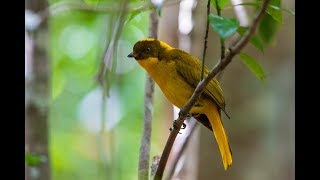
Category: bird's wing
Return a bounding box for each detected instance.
[173,49,227,113]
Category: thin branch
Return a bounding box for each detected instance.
[138,8,158,180]
[154,0,271,179]
[201,0,210,80]
[214,0,226,80]
[167,119,198,179]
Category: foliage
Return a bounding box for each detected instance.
[208,15,239,39]
[239,52,266,83]
[208,0,288,83]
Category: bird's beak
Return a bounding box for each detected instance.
[127,52,134,58]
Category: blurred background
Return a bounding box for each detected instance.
[25,0,294,179]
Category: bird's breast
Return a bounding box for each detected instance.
[138,59,195,108]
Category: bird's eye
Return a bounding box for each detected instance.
[146,47,151,52]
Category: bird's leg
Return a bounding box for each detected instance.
[172,107,201,133]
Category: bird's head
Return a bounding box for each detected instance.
[128,38,171,61]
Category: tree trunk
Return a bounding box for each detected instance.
[25,0,50,179]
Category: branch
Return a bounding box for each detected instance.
[138,8,158,180]
[214,0,226,80]
[201,0,210,80]
[167,119,198,178]
[154,0,271,179]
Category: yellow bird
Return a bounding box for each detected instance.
[128,38,232,170]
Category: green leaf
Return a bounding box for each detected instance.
[258,13,279,44]
[211,0,231,12]
[208,14,239,39]
[237,26,264,52]
[266,0,282,23]
[239,52,266,83]
[25,152,44,167]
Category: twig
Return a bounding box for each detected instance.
[154,0,271,179]
[201,0,211,80]
[214,0,226,80]
[138,8,158,180]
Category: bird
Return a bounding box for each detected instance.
[128,38,232,170]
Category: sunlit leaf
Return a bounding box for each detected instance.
[209,14,239,39]
[266,0,282,23]
[237,26,264,52]
[239,52,266,83]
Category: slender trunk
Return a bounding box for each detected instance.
[25,0,50,179]
[138,8,158,180]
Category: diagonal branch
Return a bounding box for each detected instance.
[168,0,210,178]
[167,119,198,178]
[153,0,271,179]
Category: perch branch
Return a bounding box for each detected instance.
[167,119,198,178]
[168,0,210,178]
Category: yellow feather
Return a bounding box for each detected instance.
[131,38,233,170]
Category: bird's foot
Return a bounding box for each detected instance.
[169,120,186,134]
[181,122,186,129]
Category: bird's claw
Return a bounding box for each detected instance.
[181,122,187,129]
[169,120,186,134]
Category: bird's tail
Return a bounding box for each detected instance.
[206,105,232,170]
